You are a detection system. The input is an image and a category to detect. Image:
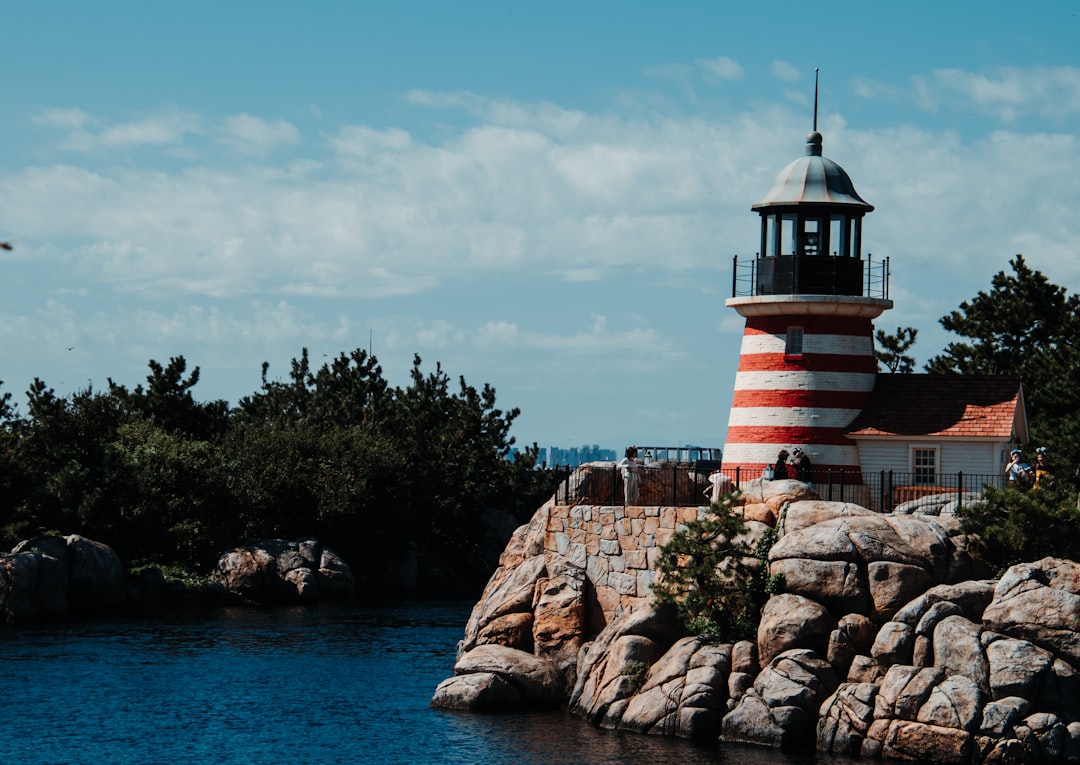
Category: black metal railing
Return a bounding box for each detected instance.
[730,254,890,300]
[549,464,1009,514]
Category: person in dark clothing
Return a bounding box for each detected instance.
[773,449,790,480]
[790,447,813,486]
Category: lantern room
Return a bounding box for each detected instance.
[750,130,875,297]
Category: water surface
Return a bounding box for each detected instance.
[1,601,824,764]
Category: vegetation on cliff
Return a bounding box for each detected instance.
[0,349,552,590]
[651,491,784,642]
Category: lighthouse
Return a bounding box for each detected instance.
[721,108,892,484]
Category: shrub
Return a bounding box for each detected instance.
[652,491,784,642]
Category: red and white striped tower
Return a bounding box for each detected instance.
[722,125,892,482]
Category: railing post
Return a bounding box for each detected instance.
[612,463,617,506]
[958,471,964,511]
[888,470,894,512]
[826,469,833,501]
[672,465,678,507]
[879,470,886,513]
[839,469,846,503]
[732,254,738,298]
[735,466,740,487]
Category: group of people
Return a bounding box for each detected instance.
[768,447,813,484]
[1006,446,1052,488]
[760,447,812,484]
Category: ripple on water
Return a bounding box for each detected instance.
[0,602,822,765]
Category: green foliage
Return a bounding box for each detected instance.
[926,254,1080,463]
[958,483,1080,572]
[652,491,784,642]
[0,348,536,591]
[875,326,919,373]
[620,660,649,690]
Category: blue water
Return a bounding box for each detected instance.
[0,601,822,764]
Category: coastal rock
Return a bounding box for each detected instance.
[65,535,125,612]
[532,573,585,682]
[436,489,1080,761]
[757,593,836,666]
[212,539,353,604]
[568,604,683,724]
[460,553,547,655]
[477,612,535,651]
[983,558,1080,668]
[721,649,837,748]
[453,644,565,706]
[430,672,526,710]
[1,534,126,622]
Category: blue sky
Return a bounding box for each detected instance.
[3,1,1079,452]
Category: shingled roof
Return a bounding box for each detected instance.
[845,374,1027,441]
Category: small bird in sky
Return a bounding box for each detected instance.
[0,242,12,251]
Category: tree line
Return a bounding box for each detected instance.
[0,349,552,589]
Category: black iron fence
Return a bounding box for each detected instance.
[549,463,1010,514]
[730,254,890,300]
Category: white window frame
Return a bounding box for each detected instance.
[911,445,939,486]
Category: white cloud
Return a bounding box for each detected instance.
[698,56,744,81]
[7,64,1080,423]
[771,60,802,82]
[219,114,301,154]
[33,107,93,130]
[32,109,203,153]
[915,66,1080,122]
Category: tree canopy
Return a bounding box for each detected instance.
[0,350,551,590]
[925,254,1080,463]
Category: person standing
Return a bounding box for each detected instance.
[772,449,790,480]
[790,447,813,486]
[1034,447,1053,489]
[617,446,641,505]
[1005,449,1030,485]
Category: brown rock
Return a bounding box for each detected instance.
[983,558,1080,668]
[933,615,989,694]
[871,621,915,667]
[430,672,525,710]
[454,644,565,705]
[882,720,972,764]
[817,682,877,755]
[769,558,869,616]
[867,561,933,622]
[917,675,984,733]
[757,593,836,667]
[476,612,534,651]
[532,574,585,680]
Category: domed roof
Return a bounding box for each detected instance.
[752,131,873,212]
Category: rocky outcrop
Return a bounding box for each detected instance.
[1,534,125,623]
[433,473,1080,764]
[212,538,354,603]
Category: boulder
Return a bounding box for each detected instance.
[453,644,565,706]
[722,648,837,749]
[212,539,353,604]
[476,612,534,651]
[818,681,878,755]
[757,593,836,666]
[568,604,683,724]
[460,554,548,654]
[983,558,1080,668]
[430,672,525,710]
[532,573,585,680]
[65,535,124,612]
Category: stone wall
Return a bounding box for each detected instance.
[544,503,704,622]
